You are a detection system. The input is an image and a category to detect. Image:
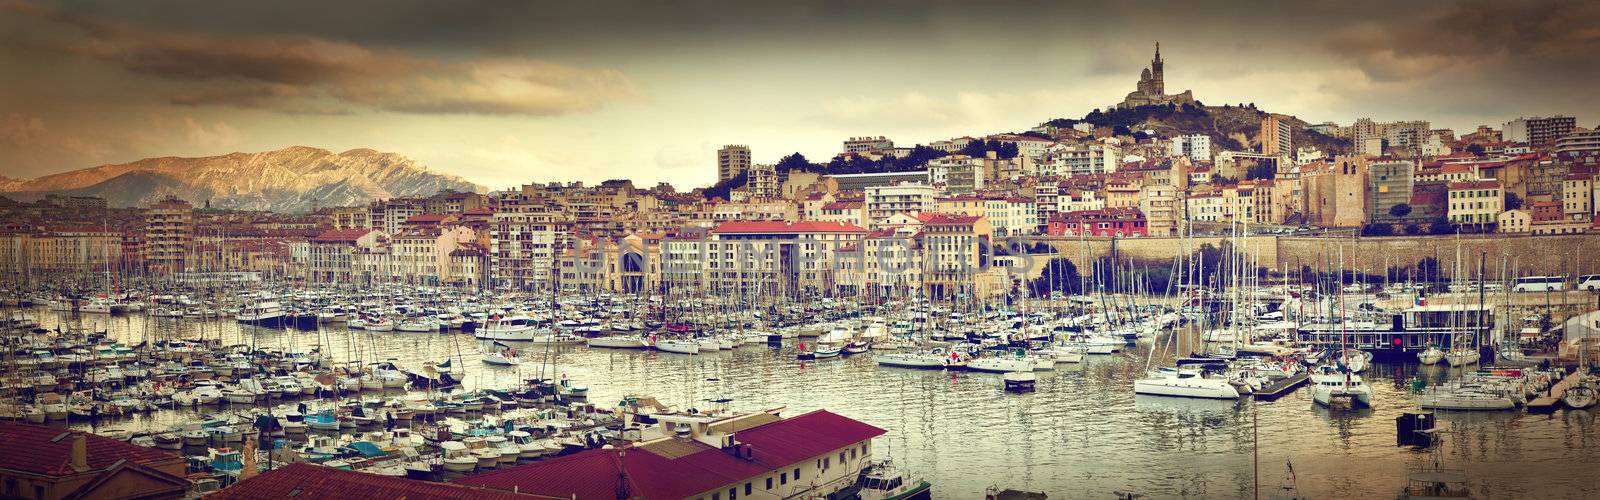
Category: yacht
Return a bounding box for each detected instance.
[475,316,540,341]
[236,301,287,327]
[1134,367,1241,399]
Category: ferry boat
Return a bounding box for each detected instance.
[1295,304,1492,361]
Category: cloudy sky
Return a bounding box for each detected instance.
[2,0,1597,189]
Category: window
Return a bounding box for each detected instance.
[794,468,801,480]
[745,483,752,496]
[729,488,737,499]
[713,494,720,500]
[840,451,847,463]
[780,473,787,486]
[766,477,773,489]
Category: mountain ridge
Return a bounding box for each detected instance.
[1,146,485,212]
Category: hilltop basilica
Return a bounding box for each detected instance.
[1116,43,1196,109]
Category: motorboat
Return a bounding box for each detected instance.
[475,316,540,341]
[440,441,477,472]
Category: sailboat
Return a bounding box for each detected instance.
[1312,246,1372,408]
[1417,345,1444,365]
[482,343,520,366]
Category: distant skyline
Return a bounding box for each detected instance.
[3,0,1597,190]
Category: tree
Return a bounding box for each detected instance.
[995,141,1019,159]
[1245,163,1276,180]
[1388,203,1413,218]
[1465,143,1485,156]
[776,152,813,172]
[1504,192,1523,211]
[1362,223,1394,236]
[957,140,988,157]
[703,171,747,200]
[1028,258,1083,297]
[1112,125,1133,136]
[1404,223,1422,235]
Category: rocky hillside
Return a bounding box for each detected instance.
[1051,104,1350,155]
[0,146,484,211]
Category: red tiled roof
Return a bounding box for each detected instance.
[311,228,372,242]
[458,410,884,500]
[712,221,865,233]
[213,462,533,500]
[0,423,180,476]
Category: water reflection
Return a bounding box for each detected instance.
[22,311,1600,498]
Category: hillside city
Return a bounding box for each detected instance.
[3,7,1600,496]
[3,46,1595,296]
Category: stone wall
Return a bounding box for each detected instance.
[1036,232,1600,277]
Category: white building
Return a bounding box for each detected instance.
[490,210,562,290]
[864,183,936,227]
[1168,134,1211,162]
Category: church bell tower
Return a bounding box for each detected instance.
[1151,42,1164,96]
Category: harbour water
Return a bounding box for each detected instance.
[37,312,1600,498]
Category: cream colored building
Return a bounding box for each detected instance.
[1497,209,1530,233]
[1447,180,1503,231]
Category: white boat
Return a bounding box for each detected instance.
[1311,367,1373,408]
[366,318,395,332]
[1417,346,1444,365]
[587,336,648,349]
[527,332,586,345]
[396,319,440,332]
[1134,367,1241,399]
[1338,349,1372,373]
[874,350,949,369]
[482,349,520,366]
[440,441,476,472]
[475,316,540,341]
[653,338,700,354]
[1444,348,1480,367]
[965,354,1036,373]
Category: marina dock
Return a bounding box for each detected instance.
[1253,371,1310,400]
[1525,368,1584,413]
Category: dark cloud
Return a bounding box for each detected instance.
[1327,0,1600,81]
[3,1,640,116]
